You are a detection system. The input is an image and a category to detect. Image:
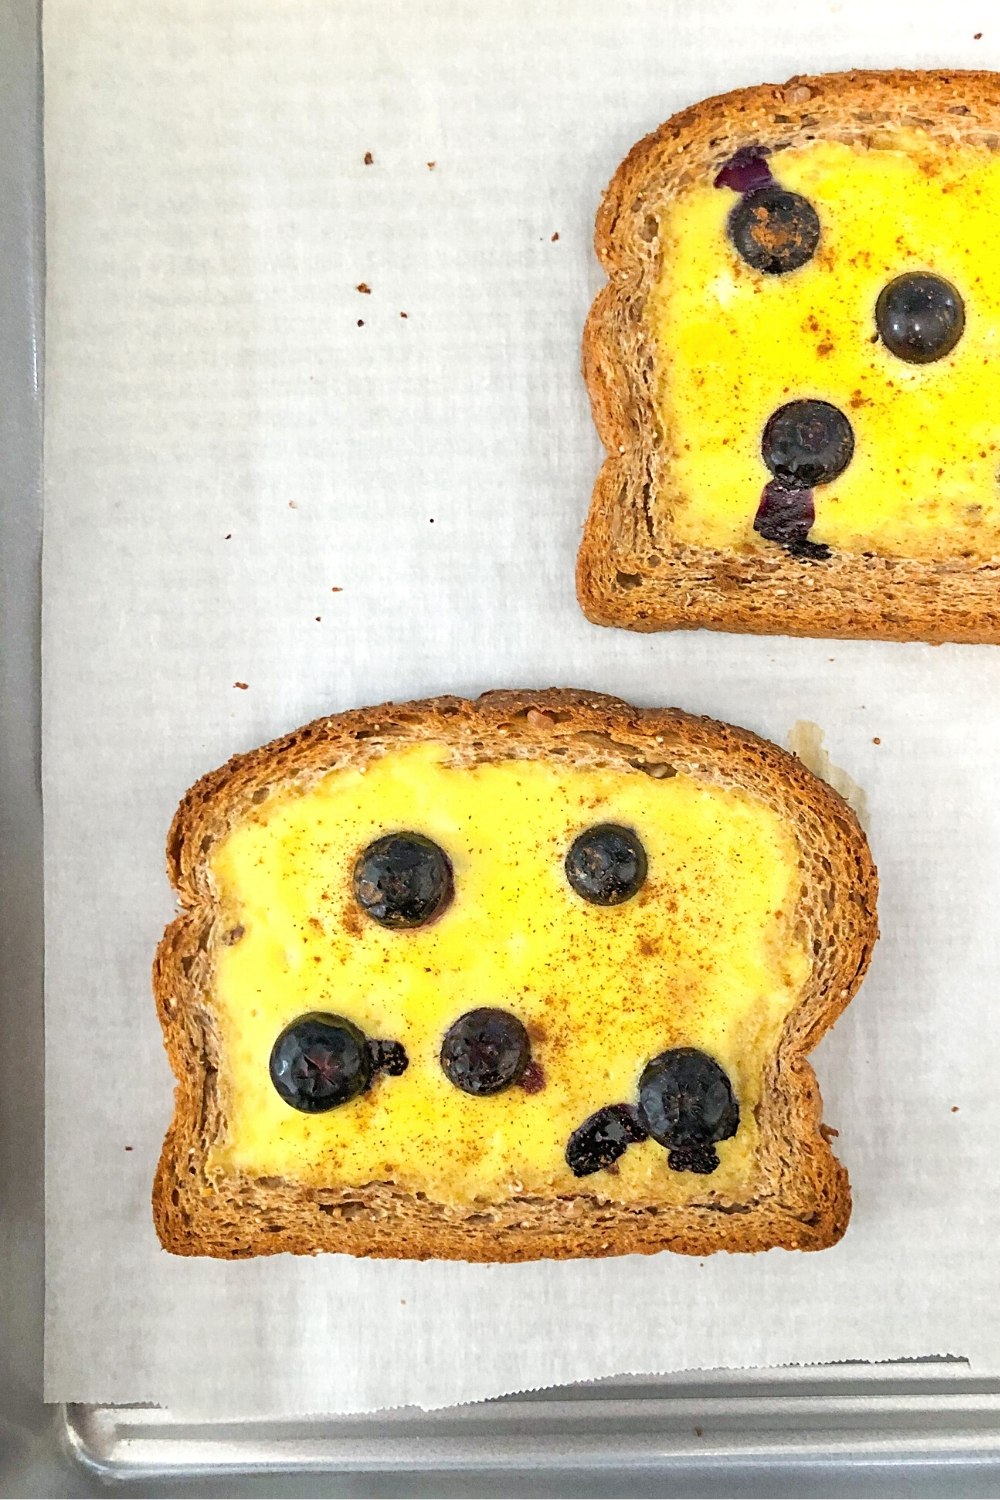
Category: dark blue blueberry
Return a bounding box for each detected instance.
[566,1104,648,1177]
[270,1013,373,1113]
[638,1048,739,1174]
[565,824,647,906]
[728,186,820,274]
[875,272,964,364]
[353,832,453,929]
[761,399,854,489]
[440,1008,530,1096]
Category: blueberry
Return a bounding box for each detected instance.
[761,399,854,489]
[638,1048,739,1174]
[565,824,648,906]
[875,272,964,364]
[440,1008,530,1096]
[728,186,820,274]
[566,1104,648,1177]
[353,833,453,929]
[269,1012,373,1113]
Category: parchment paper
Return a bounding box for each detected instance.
[42,0,1000,1415]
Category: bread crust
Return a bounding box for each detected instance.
[153,689,878,1260]
[578,69,1000,641]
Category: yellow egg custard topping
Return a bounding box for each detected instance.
[207,742,809,1209]
[651,136,1000,561]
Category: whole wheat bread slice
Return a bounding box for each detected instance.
[579,69,1000,641]
[154,690,877,1260]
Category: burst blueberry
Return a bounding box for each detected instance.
[728,186,820,274]
[440,1008,530,1096]
[353,832,453,929]
[761,399,854,489]
[565,824,647,906]
[638,1047,739,1174]
[269,1013,373,1112]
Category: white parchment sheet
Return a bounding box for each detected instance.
[43,0,1000,1415]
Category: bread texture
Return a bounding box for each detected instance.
[154,689,877,1261]
[579,69,1000,641]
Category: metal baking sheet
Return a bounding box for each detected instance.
[5,0,1000,1491]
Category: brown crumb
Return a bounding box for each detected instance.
[872,736,881,745]
[551,231,560,242]
[363,151,374,165]
[426,161,435,170]
[331,586,343,593]
[234,681,248,690]
[357,319,365,327]
[952,1105,960,1113]
[224,532,232,540]
[124,1146,133,1152]
[975,31,983,39]
[694,1427,703,1438]
[288,500,298,509]
[356,282,371,294]
[400,311,408,318]
[315,616,321,622]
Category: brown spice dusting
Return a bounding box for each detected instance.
[356,282,372,294]
[816,341,834,357]
[364,151,374,165]
[234,681,249,690]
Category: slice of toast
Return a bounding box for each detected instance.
[154,689,877,1261]
[579,70,1000,641]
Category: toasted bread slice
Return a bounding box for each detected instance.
[154,689,877,1261]
[579,70,1000,641]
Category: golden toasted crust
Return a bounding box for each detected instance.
[579,69,1000,641]
[154,689,877,1260]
